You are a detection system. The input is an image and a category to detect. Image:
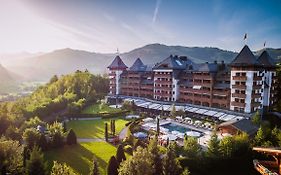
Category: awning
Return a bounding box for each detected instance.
[193,85,202,90]
[195,109,208,114]
[204,110,218,117]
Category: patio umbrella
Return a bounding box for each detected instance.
[171,130,181,135]
[160,127,169,133]
[143,117,154,122]
[167,134,177,141]
[133,132,147,139]
[177,133,185,139]
[160,134,177,141]
[185,131,201,137]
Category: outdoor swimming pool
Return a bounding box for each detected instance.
[161,122,202,134]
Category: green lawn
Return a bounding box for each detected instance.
[67,118,129,138]
[82,103,122,114]
[45,142,120,175]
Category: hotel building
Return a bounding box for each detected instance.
[107,45,277,114]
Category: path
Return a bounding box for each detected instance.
[77,138,105,143]
[119,126,129,140]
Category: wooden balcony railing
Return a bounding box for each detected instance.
[232,93,246,98]
[253,75,262,81]
[252,93,261,99]
[251,101,261,107]
[232,84,247,89]
[253,84,262,89]
[232,76,247,81]
[231,101,246,107]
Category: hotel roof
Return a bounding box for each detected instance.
[107,55,128,69]
[257,50,276,67]
[197,63,219,72]
[230,45,258,66]
[129,58,148,71]
[153,55,193,70]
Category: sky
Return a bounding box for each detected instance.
[0,0,281,54]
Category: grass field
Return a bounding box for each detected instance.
[45,142,120,175]
[67,118,129,138]
[82,103,122,114]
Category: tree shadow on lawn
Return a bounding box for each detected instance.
[46,144,107,175]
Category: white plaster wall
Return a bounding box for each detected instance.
[172,76,179,101]
[115,70,122,95]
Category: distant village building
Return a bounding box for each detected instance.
[107,45,277,114]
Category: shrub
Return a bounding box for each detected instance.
[66,129,77,145]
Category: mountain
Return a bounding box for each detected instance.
[7,48,114,81]
[4,43,281,81]
[0,64,22,93]
[119,44,238,66]
[255,48,281,62]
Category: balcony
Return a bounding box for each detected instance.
[232,93,246,98]
[193,89,210,94]
[193,81,212,87]
[252,93,261,99]
[154,92,171,97]
[213,98,228,104]
[155,80,172,85]
[253,84,262,89]
[232,76,247,81]
[251,101,261,107]
[231,101,246,107]
[232,84,247,89]
[213,90,229,96]
[253,75,262,81]
[141,85,153,90]
[193,74,212,80]
[154,86,172,91]
[128,74,140,78]
[154,74,172,78]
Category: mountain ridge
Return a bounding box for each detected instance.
[3,43,281,81]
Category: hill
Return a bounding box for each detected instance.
[0,64,22,93]
[120,43,237,65]
[4,43,281,81]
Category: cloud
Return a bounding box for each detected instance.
[152,0,161,23]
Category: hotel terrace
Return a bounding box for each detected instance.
[106,45,277,120]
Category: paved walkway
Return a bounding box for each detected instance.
[77,138,105,143]
[119,126,129,141]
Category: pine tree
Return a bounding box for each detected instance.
[148,137,163,175]
[116,144,126,165]
[170,104,177,118]
[113,120,116,136]
[110,120,113,135]
[38,134,48,151]
[181,168,190,175]
[25,146,47,175]
[107,156,118,175]
[163,144,182,175]
[89,158,100,175]
[207,131,220,158]
[105,123,108,141]
[118,147,154,175]
[63,121,67,133]
[156,117,160,136]
[66,129,77,145]
[51,161,77,175]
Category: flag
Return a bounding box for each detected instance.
[244,33,247,40]
[263,41,266,48]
